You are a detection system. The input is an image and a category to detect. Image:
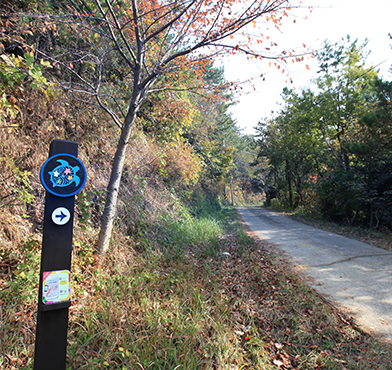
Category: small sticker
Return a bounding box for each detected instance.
[52,207,71,225]
[43,270,71,305]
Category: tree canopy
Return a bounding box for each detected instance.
[255,37,392,229]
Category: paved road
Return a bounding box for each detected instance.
[237,206,392,341]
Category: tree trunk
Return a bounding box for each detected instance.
[96,107,137,254]
[285,159,293,209]
[230,178,234,206]
[95,52,154,254]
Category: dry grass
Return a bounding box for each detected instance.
[2,206,392,369]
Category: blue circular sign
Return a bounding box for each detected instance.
[40,154,87,197]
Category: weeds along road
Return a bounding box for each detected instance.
[237,206,392,341]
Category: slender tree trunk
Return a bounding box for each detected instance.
[230,178,234,206]
[96,107,137,254]
[95,48,155,254]
[285,159,293,209]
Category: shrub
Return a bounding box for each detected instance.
[316,169,366,225]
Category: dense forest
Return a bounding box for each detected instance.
[1,0,392,368]
[255,37,392,230]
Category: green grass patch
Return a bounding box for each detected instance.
[160,216,223,259]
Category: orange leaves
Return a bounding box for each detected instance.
[305,64,310,71]
[162,141,202,185]
[137,0,306,71]
[56,0,310,119]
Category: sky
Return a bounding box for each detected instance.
[221,0,392,134]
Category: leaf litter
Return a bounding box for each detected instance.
[1,210,392,369]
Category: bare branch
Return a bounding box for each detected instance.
[94,0,136,68]
[104,0,137,64]
[144,0,197,44]
[96,96,123,128]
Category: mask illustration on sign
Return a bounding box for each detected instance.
[48,159,80,188]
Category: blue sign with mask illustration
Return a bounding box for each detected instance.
[40,154,86,197]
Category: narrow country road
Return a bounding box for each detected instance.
[237,206,392,341]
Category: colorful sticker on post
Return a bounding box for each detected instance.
[42,270,71,305]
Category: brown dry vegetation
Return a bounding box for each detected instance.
[2,205,392,369]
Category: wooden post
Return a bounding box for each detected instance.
[230,178,234,206]
[34,140,86,370]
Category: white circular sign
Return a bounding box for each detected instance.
[52,207,71,225]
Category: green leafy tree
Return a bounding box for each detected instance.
[257,37,392,228]
[255,87,326,209]
[351,78,392,227]
[313,38,387,225]
[314,37,378,171]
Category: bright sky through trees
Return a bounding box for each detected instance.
[223,0,392,134]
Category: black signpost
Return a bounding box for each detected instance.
[34,139,86,370]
